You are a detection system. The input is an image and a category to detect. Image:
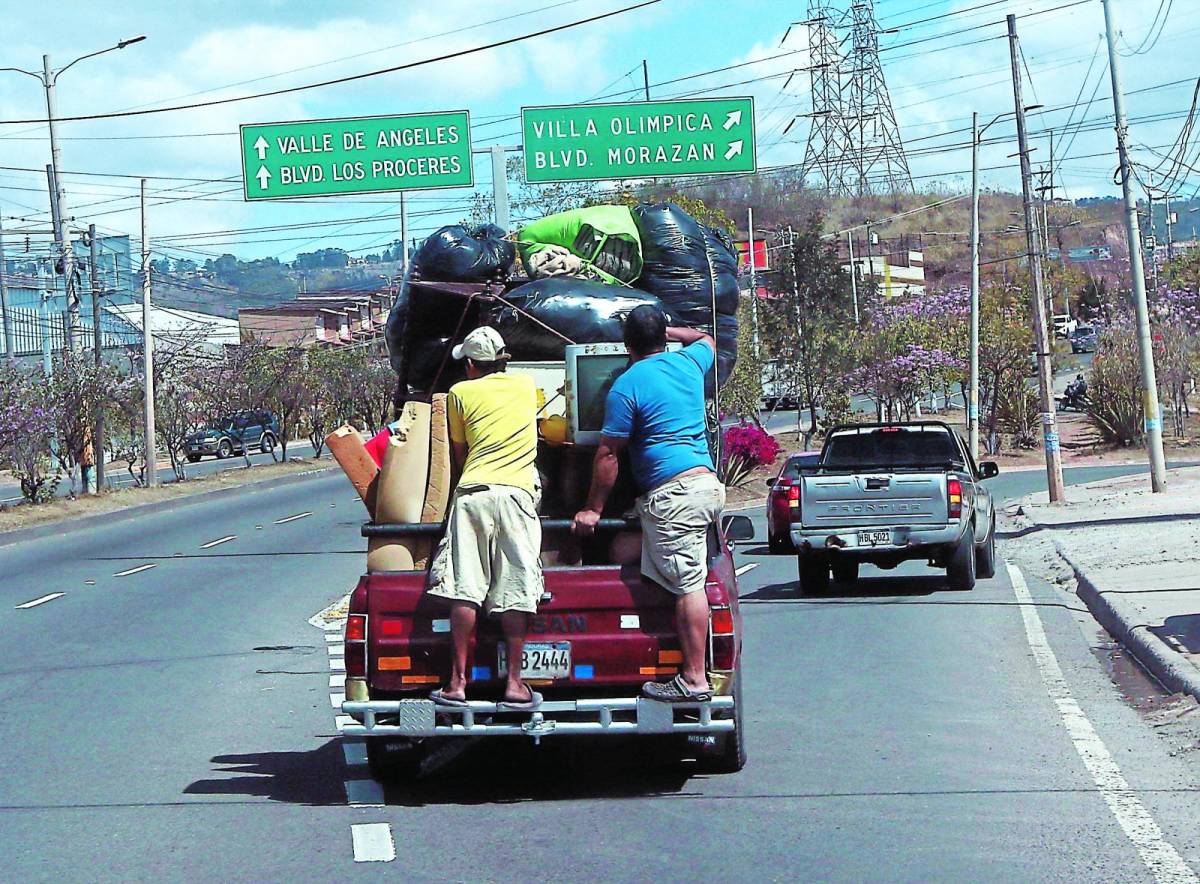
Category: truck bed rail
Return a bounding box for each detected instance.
[362,518,638,538]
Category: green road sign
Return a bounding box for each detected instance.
[239,111,473,201]
[521,97,755,184]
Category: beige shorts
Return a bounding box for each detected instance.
[427,484,543,615]
[636,471,726,596]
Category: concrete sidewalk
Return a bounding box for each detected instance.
[1010,467,1200,699]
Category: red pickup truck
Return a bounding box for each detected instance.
[340,516,754,781]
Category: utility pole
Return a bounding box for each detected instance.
[1101,0,1168,492]
[399,192,409,274]
[141,181,157,488]
[1008,14,1066,503]
[969,111,981,460]
[88,223,105,494]
[747,207,760,358]
[41,54,81,353]
[642,59,650,101]
[1145,172,1159,291]
[846,230,860,323]
[0,204,13,362]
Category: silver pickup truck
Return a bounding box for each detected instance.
[790,421,999,595]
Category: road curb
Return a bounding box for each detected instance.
[0,465,336,549]
[1054,539,1200,702]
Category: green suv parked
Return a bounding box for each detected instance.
[184,410,280,462]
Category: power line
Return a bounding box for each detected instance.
[0,1,661,125]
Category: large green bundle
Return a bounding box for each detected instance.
[518,205,642,285]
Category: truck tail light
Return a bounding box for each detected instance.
[345,614,366,677]
[947,477,963,520]
[787,484,802,522]
[710,606,736,670]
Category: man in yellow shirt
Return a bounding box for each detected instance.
[427,326,543,710]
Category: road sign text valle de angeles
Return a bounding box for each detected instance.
[239,111,473,201]
[521,97,755,183]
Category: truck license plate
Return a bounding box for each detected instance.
[857,529,892,546]
[497,642,571,679]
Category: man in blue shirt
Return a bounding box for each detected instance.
[573,305,725,702]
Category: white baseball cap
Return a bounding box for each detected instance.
[451,326,510,362]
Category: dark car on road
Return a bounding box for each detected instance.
[1070,324,1098,353]
[765,451,821,553]
[184,410,279,462]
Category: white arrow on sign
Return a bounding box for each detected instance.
[253,135,269,160]
[256,166,272,190]
[723,110,742,131]
[724,140,744,160]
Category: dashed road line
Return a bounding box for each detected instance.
[342,741,367,767]
[1006,562,1197,884]
[344,778,385,806]
[15,592,64,609]
[113,563,157,578]
[351,823,395,863]
[200,535,237,549]
[330,693,346,708]
[735,563,759,577]
[330,674,344,688]
[275,511,312,524]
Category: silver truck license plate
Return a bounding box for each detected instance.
[858,529,892,546]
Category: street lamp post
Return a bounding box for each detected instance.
[970,108,1038,460]
[0,37,146,352]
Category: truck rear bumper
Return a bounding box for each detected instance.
[790,523,964,551]
[341,696,735,740]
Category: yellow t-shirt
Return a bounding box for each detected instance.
[447,372,538,495]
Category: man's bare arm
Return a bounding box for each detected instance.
[449,440,468,491]
[666,326,715,350]
[572,435,628,535]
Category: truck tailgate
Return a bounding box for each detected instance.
[800,472,948,528]
[362,566,688,693]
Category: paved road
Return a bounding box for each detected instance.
[4,461,1200,879]
[0,439,322,506]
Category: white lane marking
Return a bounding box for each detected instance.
[329,658,346,673]
[1006,562,1197,883]
[325,632,342,643]
[343,741,368,767]
[15,592,64,609]
[113,563,157,577]
[200,535,236,549]
[344,779,385,806]
[330,674,344,688]
[735,563,759,577]
[274,511,312,524]
[351,823,395,863]
[331,693,346,709]
[334,714,355,731]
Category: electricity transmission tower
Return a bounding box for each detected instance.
[800,2,849,193]
[800,0,913,195]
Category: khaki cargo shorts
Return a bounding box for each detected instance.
[636,471,726,596]
[427,484,543,615]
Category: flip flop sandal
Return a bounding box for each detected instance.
[429,688,469,707]
[641,674,713,704]
[497,683,543,711]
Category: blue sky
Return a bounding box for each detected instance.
[0,0,1196,263]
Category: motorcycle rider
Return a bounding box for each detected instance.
[1064,374,1088,409]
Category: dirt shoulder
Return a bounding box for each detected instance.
[0,458,332,537]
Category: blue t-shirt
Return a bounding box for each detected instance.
[601,341,715,492]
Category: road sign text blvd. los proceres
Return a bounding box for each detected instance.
[521,97,755,183]
[240,111,473,201]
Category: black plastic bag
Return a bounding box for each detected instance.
[414,223,515,283]
[406,336,466,392]
[493,277,668,361]
[632,203,740,325]
[384,273,413,376]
